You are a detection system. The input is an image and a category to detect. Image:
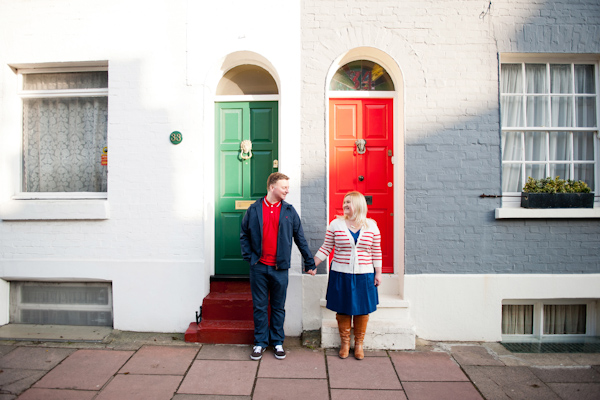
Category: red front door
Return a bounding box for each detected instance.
[329,98,394,273]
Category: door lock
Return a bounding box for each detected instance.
[358,175,364,181]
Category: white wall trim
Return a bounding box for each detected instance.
[495,207,600,219]
[0,200,110,220]
[404,274,600,341]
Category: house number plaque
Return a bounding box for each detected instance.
[170,131,183,145]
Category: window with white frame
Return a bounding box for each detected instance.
[502,299,596,339]
[500,57,599,204]
[18,68,108,195]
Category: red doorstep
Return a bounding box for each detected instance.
[185,279,255,344]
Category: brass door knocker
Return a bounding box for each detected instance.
[240,140,253,160]
[355,139,367,154]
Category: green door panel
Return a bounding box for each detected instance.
[215,101,278,275]
[220,151,244,197]
[220,108,245,143]
[251,151,275,197]
[219,212,245,258]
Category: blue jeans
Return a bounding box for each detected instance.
[249,263,289,347]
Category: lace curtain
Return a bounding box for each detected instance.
[22,72,108,193]
[501,63,596,192]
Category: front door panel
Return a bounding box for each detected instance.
[215,101,278,275]
[329,98,394,273]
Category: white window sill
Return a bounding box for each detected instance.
[0,200,109,220]
[495,207,600,219]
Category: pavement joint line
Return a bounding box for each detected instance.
[324,344,332,400]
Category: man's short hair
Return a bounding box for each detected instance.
[267,172,290,191]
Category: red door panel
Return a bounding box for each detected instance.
[329,98,394,273]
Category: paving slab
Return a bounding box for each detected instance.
[530,366,600,383]
[462,366,561,400]
[196,344,251,361]
[327,355,402,390]
[33,349,133,390]
[0,369,47,396]
[324,348,385,357]
[390,351,469,382]
[0,346,15,358]
[18,388,97,400]
[497,355,530,366]
[119,345,198,375]
[253,378,328,400]
[258,347,326,379]
[547,382,600,400]
[567,353,600,366]
[172,396,251,400]
[450,345,504,366]
[509,353,579,367]
[0,347,75,370]
[403,382,483,400]
[330,388,407,400]
[105,331,196,351]
[0,325,111,342]
[178,360,257,396]
[95,374,183,400]
[483,342,513,357]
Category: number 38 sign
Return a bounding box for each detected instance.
[170,131,183,145]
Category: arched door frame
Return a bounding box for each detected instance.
[325,47,406,298]
[205,51,281,278]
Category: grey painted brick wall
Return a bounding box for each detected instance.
[301,0,600,274]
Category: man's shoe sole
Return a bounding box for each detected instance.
[250,355,263,360]
[274,354,286,360]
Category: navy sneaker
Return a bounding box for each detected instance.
[274,345,286,360]
[250,345,265,360]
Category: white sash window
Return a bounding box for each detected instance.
[18,69,108,196]
[500,57,599,207]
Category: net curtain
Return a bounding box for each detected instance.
[22,96,108,193]
[501,64,596,192]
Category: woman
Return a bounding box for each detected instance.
[313,191,382,360]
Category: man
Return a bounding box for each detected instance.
[240,172,316,360]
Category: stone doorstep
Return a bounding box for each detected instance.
[321,319,416,350]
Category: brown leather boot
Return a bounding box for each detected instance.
[336,313,352,359]
[352,315,369,360]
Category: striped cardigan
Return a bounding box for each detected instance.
[315,218,382,274]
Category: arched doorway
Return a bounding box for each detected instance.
[329,59,396,273]
[214,65,280,275]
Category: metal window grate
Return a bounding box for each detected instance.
[501,342,600,353]
[10,282,113,327]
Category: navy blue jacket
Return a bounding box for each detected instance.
[240,198,316,271]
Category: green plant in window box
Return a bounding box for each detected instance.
[521,177,594,208]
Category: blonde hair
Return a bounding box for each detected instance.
[338,191,369,229]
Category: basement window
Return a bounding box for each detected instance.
[10,282,113,327]
[502,299,596,341]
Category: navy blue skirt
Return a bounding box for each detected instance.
[326,270,379,315]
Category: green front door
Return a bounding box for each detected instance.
[215,101,279,275]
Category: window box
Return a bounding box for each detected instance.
[521,192,595,209]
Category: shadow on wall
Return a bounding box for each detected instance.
[299,0,600,275]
